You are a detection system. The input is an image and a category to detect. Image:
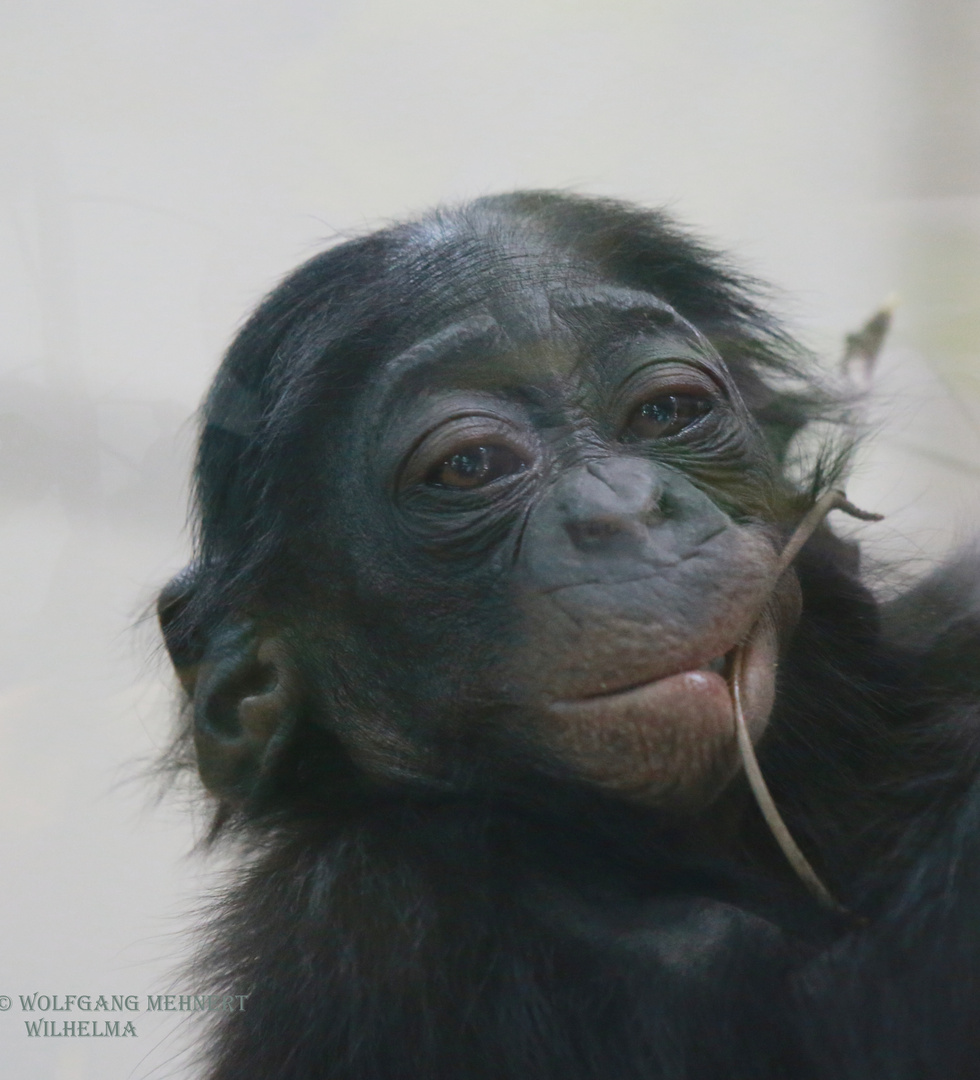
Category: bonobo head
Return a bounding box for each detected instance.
[159,192,819,822]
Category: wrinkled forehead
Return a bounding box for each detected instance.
[395,215,711,352]
[374,283,721,401]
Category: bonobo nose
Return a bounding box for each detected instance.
[561,458,665,555]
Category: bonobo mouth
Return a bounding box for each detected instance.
[543,621,779,807]
[576,651,731,701]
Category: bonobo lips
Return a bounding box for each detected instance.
[549,650,734,742]
[543,619,779,807]
[576,649,731,700]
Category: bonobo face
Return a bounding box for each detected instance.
[332,273,799,811]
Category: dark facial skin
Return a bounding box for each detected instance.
[300,277,802,811]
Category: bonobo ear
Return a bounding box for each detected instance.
[158,573,297,801]
[188,627,296,800]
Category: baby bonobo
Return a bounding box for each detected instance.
[158,192,980,1080]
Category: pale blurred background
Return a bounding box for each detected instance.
[1,2,978,1077]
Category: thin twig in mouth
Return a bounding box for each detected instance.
[730,489,881,919]
[731,642,847,914]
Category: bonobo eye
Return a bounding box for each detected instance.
[427,443,528,489]
[396,409,536,497]
[626,393,713,440]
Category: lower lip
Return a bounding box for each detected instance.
[544,667,736,805]
[543,621,778,804]
[551,666,732,735]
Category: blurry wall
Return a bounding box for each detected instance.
[0,2,978,1076]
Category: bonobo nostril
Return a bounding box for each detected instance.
[565,514,646,552]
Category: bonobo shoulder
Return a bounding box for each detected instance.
[882,548,980,697]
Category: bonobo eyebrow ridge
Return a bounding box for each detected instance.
[550,285,680,323]
[550,286,723,366]
[380,315,503,398]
